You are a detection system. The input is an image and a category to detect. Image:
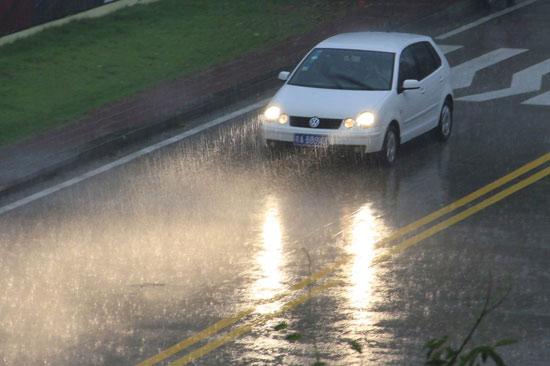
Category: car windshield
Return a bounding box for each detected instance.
[288,48,395,91]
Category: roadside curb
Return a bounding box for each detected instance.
[0,0,161,47]
[0,0,476,201]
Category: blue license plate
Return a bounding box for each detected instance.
[294,134,328,146]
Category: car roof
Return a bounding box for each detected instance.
[315,32,431,53]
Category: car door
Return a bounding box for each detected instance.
[396,45,426,143]
[410,42,443,133]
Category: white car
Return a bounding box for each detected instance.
[262,32,454,165]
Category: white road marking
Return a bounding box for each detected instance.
[451,48,527,90]
[436,0,540,40]
[0,99,269,216]
[439,45,464,55]
[458,58,550,102]
[523,90,550,106]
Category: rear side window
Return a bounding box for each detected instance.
[424,42,442,69]
[411,42,441,80]
[398,46,421,86]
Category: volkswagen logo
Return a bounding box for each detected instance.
[309,117,321,128]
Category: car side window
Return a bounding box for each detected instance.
[411,42,440,80]
[398,46,420,87]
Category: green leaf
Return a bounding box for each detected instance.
[494,339,516,348]
[285,332,302,342]
[459,348,481,366]
[445,346,458,359]
[273,321,288,331]
[425,336,449,358]
[348,339,363,354]
[484,348,507,366]
[425,336,449,350]
[431,349,444,360]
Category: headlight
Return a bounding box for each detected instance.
[343,118,355,129]
[264,106,281,121]
[356,112,375,128]
[278,114,289,125]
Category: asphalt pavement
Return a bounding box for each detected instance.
[0,1,549,365]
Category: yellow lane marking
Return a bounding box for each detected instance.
[137,309,254,366]
[165,163,550,365]
[386,166,550,257]
[375,152,549,248]
[168,281,341,366]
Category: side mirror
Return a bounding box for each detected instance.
[278,71,290,81]
[400,79,420,93]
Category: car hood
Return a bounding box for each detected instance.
[271,84,391,119]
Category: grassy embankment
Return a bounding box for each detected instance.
[0,0,345,145]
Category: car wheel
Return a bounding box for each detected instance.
[379,126,399,166]
[435,102,453,142]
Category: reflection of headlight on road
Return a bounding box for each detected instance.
[264,106,281,121]
[356,112,375,128]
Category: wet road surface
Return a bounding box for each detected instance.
[1,1,550,365]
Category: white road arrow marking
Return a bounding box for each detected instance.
[523,90,550,106]
[451,48,528,90]
[439,45,463,55]
[458,58,550,102]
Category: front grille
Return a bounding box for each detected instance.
[289,116,342,130]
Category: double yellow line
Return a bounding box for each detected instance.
[138,153,550,366]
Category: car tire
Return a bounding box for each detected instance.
[435,102,453,142]
[379,126,399,166]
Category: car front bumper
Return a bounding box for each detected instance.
[262,124,385,153]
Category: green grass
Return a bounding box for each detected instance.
[0,0,344,145]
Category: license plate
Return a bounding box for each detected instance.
[293,134,328,146]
